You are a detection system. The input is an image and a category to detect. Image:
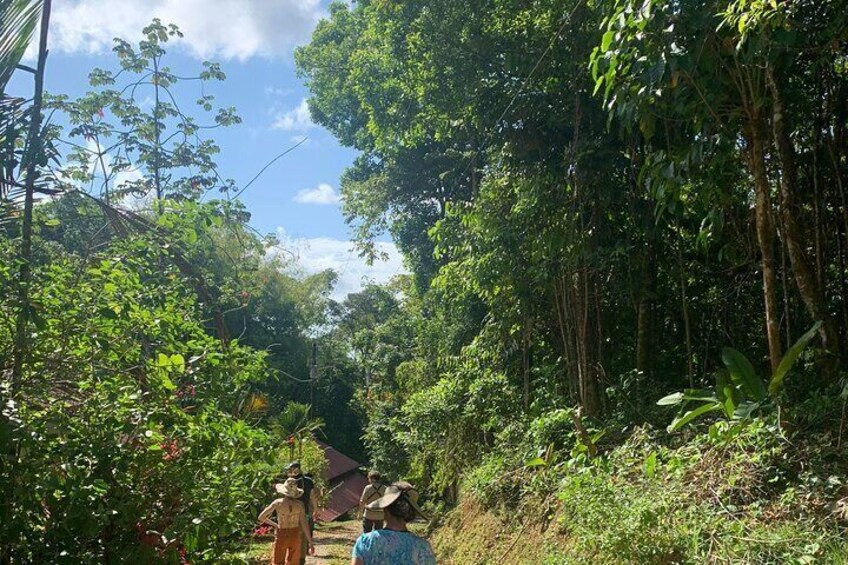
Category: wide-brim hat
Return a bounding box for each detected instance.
[275,478,304,499]
[366,481,427,519]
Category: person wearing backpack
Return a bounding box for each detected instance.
[359,470,385,533]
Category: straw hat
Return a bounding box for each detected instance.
[274,477,304,499]
[365,481,426,519]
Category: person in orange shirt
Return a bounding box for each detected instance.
[258,478,316,565]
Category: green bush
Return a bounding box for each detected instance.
[557,472,699,563]
[1,237,277,563]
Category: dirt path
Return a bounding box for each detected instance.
[248,520,361,564]
[307,520,360,564]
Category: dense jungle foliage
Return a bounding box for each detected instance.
[0,10,364,564]
[2,0,848,563]
[294,0,848,561]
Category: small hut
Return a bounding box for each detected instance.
[314,440,368,522]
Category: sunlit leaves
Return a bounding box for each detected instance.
[0,231,276,561]
[50,19,242,202]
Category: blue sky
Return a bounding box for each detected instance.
[9,0,403,299]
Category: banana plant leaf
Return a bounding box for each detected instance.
[721,347,767,402]
[668,401,723,433]
[768,321,822,397]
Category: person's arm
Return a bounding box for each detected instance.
[351,535,366,565]
[359,485,371,505]
[258,500,279,528]
[299,510,315,554]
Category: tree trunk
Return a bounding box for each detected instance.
[577,268,601,416]
[4,7,52,564]
[746,120,783,373]
[11,0,52,394]
[522,315,532,411]
[554,274,580,403]
[824,88,848,358]
[675,221,694,387]
[594,277,606,412]
[779,228,792,345]
[636,239,655,374]
[767,68,840,367]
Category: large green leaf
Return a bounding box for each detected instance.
[0,0,44,93]
[714,369,740,419]
[657,389,716,406]
[768,321,822,398]
[668,401,723,432]
[524,457,546,468]
[721,347,767,402]
[657,392,684,406]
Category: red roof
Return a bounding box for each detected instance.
[315,472,369,522]
[316,440,361,480]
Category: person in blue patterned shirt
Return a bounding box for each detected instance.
[351,482,436,565]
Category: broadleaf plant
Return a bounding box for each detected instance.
[658,322,821,432]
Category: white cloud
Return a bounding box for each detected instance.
[294,183,341,205]
[264,86,294,98]
[43,0,323,61]
[272,229,406,300]
[271,99,314,132]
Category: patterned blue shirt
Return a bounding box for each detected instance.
[352,529,436,564]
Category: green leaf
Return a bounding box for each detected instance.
[170,353,185,373]
[643,451,657,478]
[668,401,722,432]
[601,30,615,52]
[156,352,170,367]
[721,386,738,419]
[524,457,546,468]
[715,369,739,418]
[768,321,821,397]
[732,401,758,421]
[657,392,684,406]
[721,347,766,402]
[0,0,44,92]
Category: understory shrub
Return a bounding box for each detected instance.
[451,419,848,564]
[0,238,277,563]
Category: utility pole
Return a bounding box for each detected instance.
[309,342,317,414]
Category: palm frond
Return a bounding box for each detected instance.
[274,401,325,439]
[1,94,62,228]
[1,95,25,223]
[0,0,43,93]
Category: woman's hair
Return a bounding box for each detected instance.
[368,470,381,480]
[385,495,417,522]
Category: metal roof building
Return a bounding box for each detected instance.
[314,440,368,522]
